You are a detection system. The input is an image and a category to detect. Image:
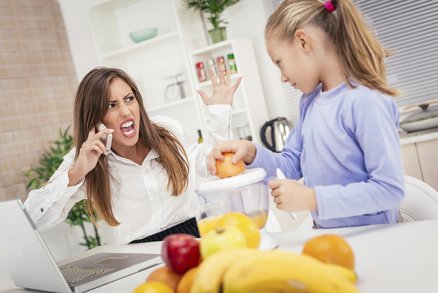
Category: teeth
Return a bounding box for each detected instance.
[121,121,133,128]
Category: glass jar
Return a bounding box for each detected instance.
[207,58,218,78]
[216,56,226,72]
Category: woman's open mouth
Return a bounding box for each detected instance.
[120,119,135,137]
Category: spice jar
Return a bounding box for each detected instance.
[207,58,218,78]
[227,53,238,74]
[196,61,207,82]
[216,56,226,72]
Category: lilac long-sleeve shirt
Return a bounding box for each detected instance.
[250,82,405,228]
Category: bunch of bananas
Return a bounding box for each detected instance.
[191,248,359,293]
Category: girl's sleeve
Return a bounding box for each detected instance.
[314,95,404,220]
[249,98,307,180]
[24,148,86,230]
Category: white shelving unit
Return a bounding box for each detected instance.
[88,0,207,143]
[189,39,269,144]
[88,1,269,144]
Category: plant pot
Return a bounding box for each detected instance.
[208,27,227,44]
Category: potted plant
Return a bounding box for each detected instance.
[26,127,101,249]
[184,0,241,43]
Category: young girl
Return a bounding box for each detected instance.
[207,0,404,228]
[25,67,241,243]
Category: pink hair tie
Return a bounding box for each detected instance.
[324,0,336,13]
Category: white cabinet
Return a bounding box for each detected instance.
[88,0,206,142]
[188,39,269,144]
[401,136,438,191]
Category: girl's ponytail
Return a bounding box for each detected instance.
[330,0,398,96]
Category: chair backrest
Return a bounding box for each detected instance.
[400,176,438,222]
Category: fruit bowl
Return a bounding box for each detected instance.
[129,27,158,43]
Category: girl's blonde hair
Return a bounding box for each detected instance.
[74,67,189,226]
[265,0,398,96]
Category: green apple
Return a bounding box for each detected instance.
[200,226,247,259]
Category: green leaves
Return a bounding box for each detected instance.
[184,0,240,29]
[25,127,101,249]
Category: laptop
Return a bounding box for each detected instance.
[0,199,162,292]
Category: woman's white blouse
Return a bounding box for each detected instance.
[24,105,231,244]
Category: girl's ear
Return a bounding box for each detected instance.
[295,29,312,54]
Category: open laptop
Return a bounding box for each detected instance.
[0,199,162,292]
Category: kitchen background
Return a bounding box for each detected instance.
[0,0,437,266]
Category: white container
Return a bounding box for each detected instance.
[196,168,277,249]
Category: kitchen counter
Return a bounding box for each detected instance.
[1,220,438,292]
[399,127,438,145]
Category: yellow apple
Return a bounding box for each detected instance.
[200,226,247,259]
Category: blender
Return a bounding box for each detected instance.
[196,168,278,250]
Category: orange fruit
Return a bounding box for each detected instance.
[133,281,173,293]
[176,267,198,293]
[216,152,245,178]
[146,266,182,291]
[217,212,260,248]
[302,234,355,270]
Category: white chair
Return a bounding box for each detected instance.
[400,175,438,222]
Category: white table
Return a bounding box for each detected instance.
[1,220,438,292]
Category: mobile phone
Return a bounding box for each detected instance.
[97,122,112,154]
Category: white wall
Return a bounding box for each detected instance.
[57,0,294,120]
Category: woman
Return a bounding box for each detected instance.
[25,67,241,244]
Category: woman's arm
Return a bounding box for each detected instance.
[24,148,86,230]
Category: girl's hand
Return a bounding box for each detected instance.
[197,69,242,106]
[269,179,317,212]
[68,127,114,186]
[207,140,256,175]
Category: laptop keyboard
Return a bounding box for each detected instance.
[60,265,115,284]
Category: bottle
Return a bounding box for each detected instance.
[216,56,226,72]
[197,129,203,144]
[195,62,207,82]
[207,58,218,78]
[227,53,237,74]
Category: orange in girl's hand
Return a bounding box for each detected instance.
[302,234,355,270]
[216,152,246,178]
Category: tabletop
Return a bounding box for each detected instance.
[1,220,438,292]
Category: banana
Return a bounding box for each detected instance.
[191,248,261,293]
[324,263,358,284]
[222,250,360,293]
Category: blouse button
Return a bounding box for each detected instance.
[40,208,44,212]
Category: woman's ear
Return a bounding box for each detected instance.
[294,29,312,54]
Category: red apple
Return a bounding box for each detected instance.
[161,233,201,274]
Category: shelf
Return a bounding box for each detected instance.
[190,40,234,56]
[100,31,179,60]
[148,96,195,113]
[196,73,241,88]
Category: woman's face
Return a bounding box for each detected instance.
[101,77,141,152]
[266,35,320,94]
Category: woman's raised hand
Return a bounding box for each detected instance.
[68,127,114,186]
[197,69,242,106]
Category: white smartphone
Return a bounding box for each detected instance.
[97,122,112,154]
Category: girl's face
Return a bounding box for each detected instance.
[101,77,141,153]
[266,34,320,94]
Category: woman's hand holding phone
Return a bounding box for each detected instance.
[67,126,114,186]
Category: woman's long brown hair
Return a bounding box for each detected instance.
[265,0,398,96]
[73,67,189,226]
